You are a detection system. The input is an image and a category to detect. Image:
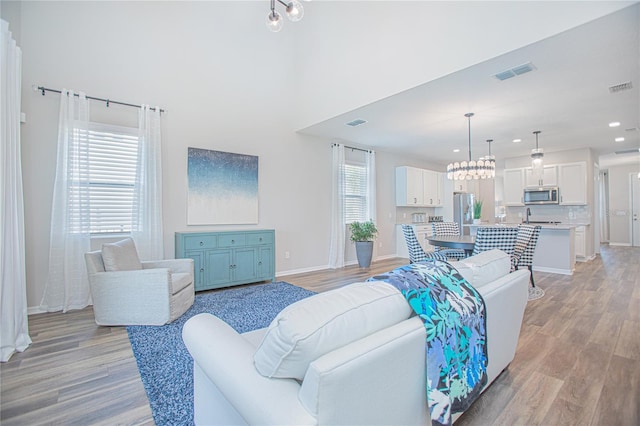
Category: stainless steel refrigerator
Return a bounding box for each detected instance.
[453,192,475,235]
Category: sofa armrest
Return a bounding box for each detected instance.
[142,258,194,274]
[88,269,172,325]
[182,314,315,425]
[299,317,428,426]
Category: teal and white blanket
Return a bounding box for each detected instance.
[368,260,487,426]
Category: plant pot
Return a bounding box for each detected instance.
[355,241,374,268]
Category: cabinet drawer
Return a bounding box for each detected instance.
[247,232,273,245]
[218,234,246,247]
[183,235,216,250]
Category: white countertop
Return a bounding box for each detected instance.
[466,222,589,230]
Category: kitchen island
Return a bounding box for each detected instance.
[467,223,578,275]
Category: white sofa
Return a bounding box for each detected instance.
[182,249,529,425]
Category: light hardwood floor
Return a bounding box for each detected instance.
[1,245,638,425]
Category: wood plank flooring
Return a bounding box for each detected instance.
[1,245,638,425]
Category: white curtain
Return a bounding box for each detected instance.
[1,20,31,362]
[365,150,377,223]
[328,144,346,268]
[131,105,163,260]
[40,90,92,312]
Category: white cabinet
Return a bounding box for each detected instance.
[452,180,467,193]
[396,167,443,207]
[396,166,424,206]
[575,226,586,260]
[504,168,525,206]
[423,170,443,207]
[525,165,557,188]
[558,162,587,205]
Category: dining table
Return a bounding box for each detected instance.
[427,235,476,258]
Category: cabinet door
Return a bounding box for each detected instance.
[396,167,424,206]
[504,168,525,206]
[186,251,206,291]
[257,246,274,280]
[525,165,557,188]
[575,226,586,258]
[207,249,233,287]
[558,163,587,205]
[423,170,443,206]
[233,247,257,283]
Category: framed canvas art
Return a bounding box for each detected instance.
[187,148,259,225]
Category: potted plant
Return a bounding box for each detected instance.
[473,200,483,224]
[349,220,378,268]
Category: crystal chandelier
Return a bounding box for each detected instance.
[266,0,305,32]
[447,113,496,180]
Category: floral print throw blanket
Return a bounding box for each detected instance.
[367,260,487,426]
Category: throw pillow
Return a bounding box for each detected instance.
[253,281,412,380]
[102,238,143,272]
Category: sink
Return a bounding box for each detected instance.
[524,221,561,224]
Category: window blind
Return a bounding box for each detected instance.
[70,122,139,234]
[344,162,368,223]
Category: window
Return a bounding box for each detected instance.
[70,122,139,234]
[344,162,368,223]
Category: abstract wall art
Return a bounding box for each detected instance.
[187,148,259,225]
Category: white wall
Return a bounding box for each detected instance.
[8,1,447,309]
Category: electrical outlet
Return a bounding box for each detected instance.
[378,242,383,248]
[285,251,290,259]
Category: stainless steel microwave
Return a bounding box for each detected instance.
[524,187,559,205]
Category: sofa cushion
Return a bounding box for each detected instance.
[101,238,142,272]
[451,249,510,288]
[253,281,412,380]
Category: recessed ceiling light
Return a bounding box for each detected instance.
[609,121,621,127]
[453,149,460,153]
[615,137,625,142]
[513,139,522,143]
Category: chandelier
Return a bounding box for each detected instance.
[266,0,305,32]
[447,113,496,180]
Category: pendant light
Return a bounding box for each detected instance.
[531,130,544,177]
[266,0,305,32]
[447,113,495,180]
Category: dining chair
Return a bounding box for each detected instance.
[401,225,448,263]
[511,225,542,287]
[471,226,519,256]
[430,222,466,260]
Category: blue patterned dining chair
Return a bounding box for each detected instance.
[401,225,448,263]
[430,222,467,260]
[511,224,542,287]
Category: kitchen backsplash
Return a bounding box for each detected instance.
[503,205,591,225]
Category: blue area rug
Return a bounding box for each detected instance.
[127,281,315,426]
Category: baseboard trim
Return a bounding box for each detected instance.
[608,242,632,247]
[277,255,403,278]
[533,266,574,276]
[28,307,47,315]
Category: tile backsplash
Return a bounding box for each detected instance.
[504,205,591,225]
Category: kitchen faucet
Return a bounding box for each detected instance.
[525,207,531,224]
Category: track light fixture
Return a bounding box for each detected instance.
[266,0,305,32]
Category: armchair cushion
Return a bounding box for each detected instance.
[253,281,412,380]
[101,237,142,272]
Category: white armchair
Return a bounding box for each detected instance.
[84,238,194,326]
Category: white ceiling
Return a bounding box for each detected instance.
[299,3,640,169]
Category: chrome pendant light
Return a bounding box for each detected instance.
[531,130,544,176]
[266,0,305,32]
[447,113,495,180]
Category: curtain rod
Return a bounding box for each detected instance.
[35,85,166,113]
[332,143,372,153]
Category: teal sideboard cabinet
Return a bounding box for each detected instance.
[175,230,275,291]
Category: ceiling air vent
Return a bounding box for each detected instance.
[345,119,367,127]
[493,62,536,81]
[614,148,640,155]
[609,81,633,93]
